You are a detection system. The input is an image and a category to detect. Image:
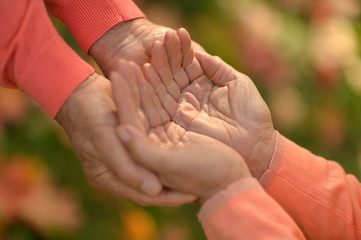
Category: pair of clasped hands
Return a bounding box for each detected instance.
[57,20,277,206]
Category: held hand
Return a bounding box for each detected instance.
[89,19,203,76]
[118,124,250,204]
[111,61,250,204]
[146,29,277,178]
[56,73,195,206]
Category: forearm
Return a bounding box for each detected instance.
[0,0,94,117]
[45,0,145,54]
[199,178,305,239]
[260,133,361,239]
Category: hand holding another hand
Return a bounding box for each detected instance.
[111,60,251,204]
[56,73,195,206]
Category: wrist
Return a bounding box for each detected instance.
[248,130,278,179]
[55,73,106,130]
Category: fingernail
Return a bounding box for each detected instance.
[118,127,130,142]
[140,180,161,196]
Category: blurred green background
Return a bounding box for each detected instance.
[0,0,360,239]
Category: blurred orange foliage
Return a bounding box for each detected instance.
[121,208,157,240]
[0,87,28,133]
[0,157,81,234]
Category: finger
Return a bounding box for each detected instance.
[165,30,190,90]
[132,62,164,128]
[194,51,236,86]
[111,70,143,130]
[144,63,178,119]
[92,171,196,206]
[91,127,163,196]
[118,60,141,107]
[192,41,205,52]
[178,28,194,68]
[177,29,203,81]
[118,124,174,173]
[151,41,181,99]
[186,57,204,82]
[165,30,182,74]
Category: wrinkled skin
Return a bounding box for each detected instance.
[112,60,250,204]
[89,19,203,76]
[56,73,195,206]
[56,19,203,206]
[145,29,277,178]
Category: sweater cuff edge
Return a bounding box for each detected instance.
[197,178,261,224]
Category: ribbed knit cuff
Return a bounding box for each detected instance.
[56,0,145,53]
[259,132,285,188]
[197,178,261,224]
[18,34,95,118]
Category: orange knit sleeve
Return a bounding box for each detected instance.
[45,0,145,53]
[0,0,94,117]
[260,133,361,239]
[198,178,306,239]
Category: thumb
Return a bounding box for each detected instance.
[194,50,235,86]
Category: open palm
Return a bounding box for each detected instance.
[112,60,248,203]
[145,30,276,178]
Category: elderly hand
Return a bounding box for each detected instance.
[111,60,250,204]
[56,73,195,206]
[145,29,277,178]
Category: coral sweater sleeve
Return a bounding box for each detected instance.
[44,0,146,53]
[198,178,306,239]
[0,0,95,117]
[259,133,361,239]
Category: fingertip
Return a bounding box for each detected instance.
[194,50,204,57]
[117,124,143,143]
[194,50,209,58]
[117,59,130,71]
[152,40,163,49]
[142,63,151,77]
[194,50,214,66]
[117,125,131,142]
[109,71,121,82]
[116,58,127,67]
[177,28,191,42]
[177,27,189,36]
[140,179,163,196]
[165,30,177,40]
[214,56,223,62]
[164,30,173,40]
[128,60,137,69]
[143,62,151,69]
[143,63,157,83]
